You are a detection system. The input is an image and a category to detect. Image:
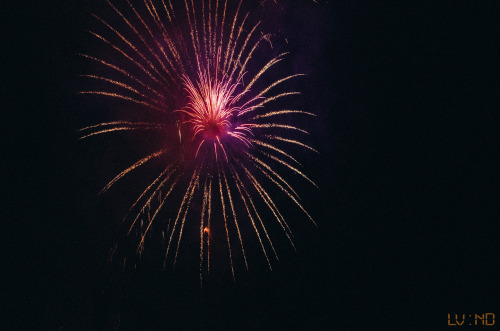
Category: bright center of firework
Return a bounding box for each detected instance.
[203,118,228,140]
[181,70,238,143]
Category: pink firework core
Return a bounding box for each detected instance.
[202,118,229,140]
[180,68,250,149]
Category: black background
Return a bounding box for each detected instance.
[7,0,498,329]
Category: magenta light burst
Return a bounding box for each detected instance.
[80,0,317,283]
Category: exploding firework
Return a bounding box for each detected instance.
[80,0,317,282]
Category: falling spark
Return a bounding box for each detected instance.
[81,0,317,282]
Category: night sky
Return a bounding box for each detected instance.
[8,0,498,329]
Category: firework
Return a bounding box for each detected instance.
[80,0,317,283]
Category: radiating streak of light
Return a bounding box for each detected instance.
[218,162,235,280]
[78,54,164,100]
[80,74,150,100]
[251,160,316,226]
[221,0,242,74]
[173,166,201,267]
[78,126,164,140]
[222,166,248,270]
[127,169,179,235]
[107,0,175,80]
[87,30,164,86]
[251,139,301,166]
[244,152,300,198]
[92,13,168,83]
[207,174,212,275]
[241,163,296,249]
[137,174,179,251]
[264,135,319,153]
[100,149,166,194]
[79,121,164,132]
[230,165,272,269]
[240,74,304,110]
[250,109,316,120]
[123,165,172,224]
[250,124,310,135]
[239,92,301,116]
[79,91,164,112]
[199,178,208,286]
[259,151,318,188]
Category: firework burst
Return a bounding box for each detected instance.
[80,0,317,283]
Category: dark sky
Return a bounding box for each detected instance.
[8,0,498,329]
